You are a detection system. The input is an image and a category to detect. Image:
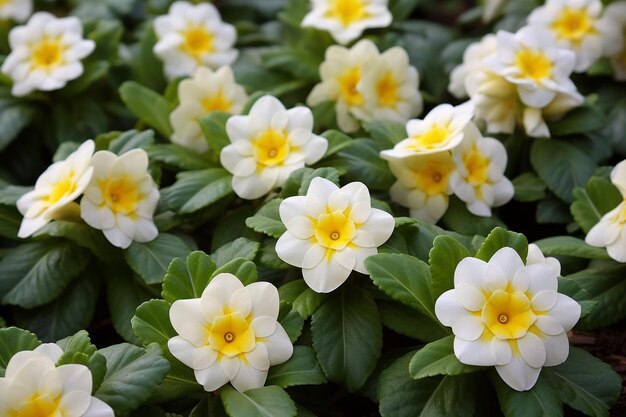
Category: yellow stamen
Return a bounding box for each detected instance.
[552,7,596,43]
[463,146,490,185]
[377,72,399,107]
[8,393,61,417]
[253,129,290,167]
[207,312,256,356]
[201,92,232,112]
[338,68,364,106]
[514,49,552,81]
[31,37,64,71]
[326,0,369,26]
[100,176,142,215]
[181,26,214,58]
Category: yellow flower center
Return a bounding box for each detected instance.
[463,146,490,185]
[8,393,61,417]
[207,312,256,357]
[412,158,455,196]
[100,176,142,215]
[405,125,452,152]
[201,92,232,112]
[338,68,364,106]
[253,129,290,167]
[181,26,214,58]
[514,49,552,81]
[314,210,357,251]
[31,37,64,71]
[326,0,369,26]
[482,289,537,340]
[552,7,595,43]
[46,175,77,204]
[377,72,399,108]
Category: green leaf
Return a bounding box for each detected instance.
[34,220,119,262]
[0,93,38,152]
[58,60,110,97]
[267,346,327,388]
[543,348,621,417]
[146,144,213,171]
[246,199,286,238]
[108,129,155,155]
[199,111,231,152]
[258,238,290,270]
[132,300,175,348]
[0,327,41,376]
[297,167,340,196]
[56,330,97,365]
[0,205,20,239]
[429,236,470,299]
[311,285,382,392]
[530,139,597,203]
[278,280,325,319]
[512,172,547,202]
[493,374,563,417]
[17,274,100,342]
[534,236,609,260]
[475,227,528,263]
[212,258,258,285]
[378,353,477,417]
[339,139,395,191]
[107,271,155,343]
[409,336,478,379]
[365,253,437,320]
[211,237,260,267]
[321,129,353,157]
[162,251,217,304]
[0,185,31,205]
[0,240,89,308]
[441,197,506,236]
[96,343,170,414]
[278,303,305,343]
[567,262,626,329]
[159,168,233,214]
[571,176,621,233]
[389,0,421,20]
[125,234,191,285]
[378,301,449,342]
[221,385,297,417]
[558,277,596,319]
[363,120,407,150]
[119,82,173,137]
[211,206,260,251]
[548,105,607,136]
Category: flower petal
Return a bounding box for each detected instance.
[495,355,541,391]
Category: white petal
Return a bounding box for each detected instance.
[169,298,207,345]
[541,332,570,366]
[57,364,92,395]
[452,316,485,341]
[167,336,196,369]
[302,257,351,293]
[534,316,565,336]
[244,343,270,371]
[82,397,114,417]
[491,339,512,366]
[356,208,394,246]
[261,324,293,365]
[58,390,91,417]
[275,233,315,268]
[495,355,541,391]
[517,333,546,368]
[194,361,229,392]
[488,247,524,280]
[230,362,268,393]
[531,290,558,312]
[454,257,488,289]
[202,273,244,307]
[454,337,496,366]
[546,294,581,332]
[435,290,472,327]
[455,283,486,311]
[247,282,280,319]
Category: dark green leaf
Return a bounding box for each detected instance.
[221,385,297,417]
[339,139,395,191]
[162,251,217,303]
[475,227,528,263]
[146,144,213,171]
[571,177,621,233]
[199,111,231,152]
[441,197,506,236]
[429,236,470,299]
[119,82,173,137]
[267,346,327,388]
[378,301,449,342]
[364,120,407,150]
[246,199,286,238]
[493,373,563,417]
[512,172,547,202]
[279,280,325,319]
[108,130,155,155]
[534,236,609,260]
[159,168,233,214]
[125,234,191,285]
[211,237,260,267]
[321,129,353,157]
[0,327,40,376]
[548,105,607,136]
[107,271,155,343]
[212,258,258,285]
[409,336,478,379]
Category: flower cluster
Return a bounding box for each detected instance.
[308,39,423,133]
[168,273,293,392]
[1,12,95,97]
[170,66,248,153]
[153,1,238,80]
[276,177,394,293]
[380,103,514,222]
[220,95,328,200]
[0,343,114,417]
[435,246,581,391]
[17,140,160,249]
[301,0,392,45]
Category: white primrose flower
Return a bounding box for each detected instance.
[598,1,626,81]
[353,46,423,125]
[449,123,514,217]
[307,39,379,133]
[485,26,578,108]
[170,66,248,153]
[17,140,94,238]
[385,152,455,224]
[449,34,498,99]
[1,12,95,97]
[153,1,238,79]
[0,343,113,417]
[301,0,392,45]
[275,177,395,293]
[80,149,159,249]
[168,273,293,393]
[527,0,604,73]
[220,95,328,200]
[585,159,626,262]
[527,243,561,276]
[380,102,474,159]
[0,0,32,22]
[435,247,581,391]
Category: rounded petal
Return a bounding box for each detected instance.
[435,290,472,327]
[541,331,570,366]
[452,316,485,341]
[194,361,229,392]
[495,355,541,391]
[82,397,115,417]
[517,333,547,368]
[546,294,581,332]
[488,247,524,281]
[302,257,351,293]
[454,337,496,366]
[247,282,280,319]
[262,324,293,366]
[230,362,268,393]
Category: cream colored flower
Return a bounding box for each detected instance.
[380,102,474,159]
[482,0,507,23]
[527,0,604,73]
[385,152,455,223]
[17,140,94,238]
[0,343,114,417]
[307,39,379,133]
[435,247,581,391]
[168,273,293,393]
[585,159,626,262]
[527,243,561,276]
[449,34,498,99]
[1,12,95,97]
[275,177,394,293]
[301,0,392,45]
[0,0,32,22]
[80,149,159,249]
[353,46,423,125]
[485,26,578,108]
[153,1,238,79]
[220,95,328,200]
[170,66,248,153]
[449,124,514,217]
[598,1,626,81]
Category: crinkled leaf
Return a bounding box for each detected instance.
[246,199,286,238]
[162,251,217,303]
[475,227,528,263]
[125,233,192,285]
[0,327,40,376]
[211,237,260,267]
[267,346,327,388]
[159,168,233,214]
